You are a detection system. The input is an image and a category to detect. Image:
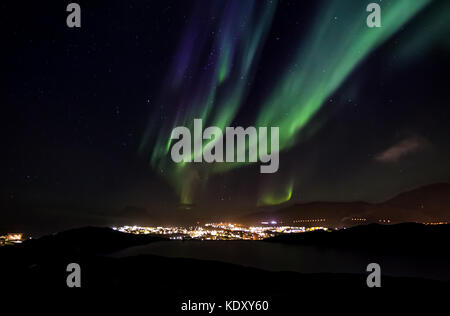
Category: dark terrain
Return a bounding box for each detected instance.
[1,225,449,294]
[241,183,450,227]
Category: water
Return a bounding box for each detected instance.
[111,240,450,281]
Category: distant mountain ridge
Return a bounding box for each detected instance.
[240,183,450,227]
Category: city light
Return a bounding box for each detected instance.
[0,233,24,246]
[112,223,328,240]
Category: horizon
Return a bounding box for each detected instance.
[3,181,450,237]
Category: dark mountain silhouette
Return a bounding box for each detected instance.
[266,223,450,254]
[240,183,450,227]
[1,225,449,298]
[115,206,156,224]
[4,226,166,259]
[384,183,450,212]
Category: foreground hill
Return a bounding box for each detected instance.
[1,226,166,259]
[1,224,449,312]
[266,223,450,255]
[0,225,448,287]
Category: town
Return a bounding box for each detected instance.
[112,222,327,240]
[2,219,447,246]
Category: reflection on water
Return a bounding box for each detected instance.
[111,240,450,281]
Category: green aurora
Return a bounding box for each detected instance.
[142,0,441,206]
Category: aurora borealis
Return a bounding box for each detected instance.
[139,0,277,203]
[256,0,430,150]
[2,0,450,234]
[139,0,444,206]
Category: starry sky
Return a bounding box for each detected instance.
[2,0,450,235]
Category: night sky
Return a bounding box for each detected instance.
[2,0,450,235]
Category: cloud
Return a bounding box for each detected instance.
[375,136,429,163]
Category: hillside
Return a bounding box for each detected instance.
[240,183,450,227]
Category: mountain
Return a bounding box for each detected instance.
[240,183,450,227]
[1,225,448,297]
[266,222,450,253]
[4,226,167,258]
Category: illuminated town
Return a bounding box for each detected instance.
[0,233,23,246]
[1,219,448,246]
[112,222,328,240]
